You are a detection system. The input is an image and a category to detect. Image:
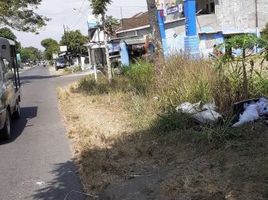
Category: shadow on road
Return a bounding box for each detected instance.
[31,161,86,200]
[20,75,61,86]
[0,106,38,145]
[20,75,61,81]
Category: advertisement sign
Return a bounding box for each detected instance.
[156,0,183,18]
[60,46,67,52]
[166,5,179,15]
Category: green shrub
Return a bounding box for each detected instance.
[78,75,109,95]
[197,117,240,144]
[151,111,193,133]
[250,71,268,97]
[124,60,154,94]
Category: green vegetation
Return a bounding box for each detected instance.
[20,47,42,63]
[59,34,268,200]
[105,16,120,35]
[0,27,21,50]
[0,27,17,41]
[60,30,88,56]
[0,0,48,32]
[41,38,59,60]
[75,33,268,143]
[89,0,112,16]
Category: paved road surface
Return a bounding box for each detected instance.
[0,66,85,200]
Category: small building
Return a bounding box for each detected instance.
[115,0,268,57]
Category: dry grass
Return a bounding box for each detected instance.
[57,55,268,199]
[58,85,268,200]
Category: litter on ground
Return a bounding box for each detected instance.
[232,98,268,127]
[176,101,222,124]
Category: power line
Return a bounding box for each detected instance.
[76,0,87,14]
[72,6,89,29]
[70,0,90,29]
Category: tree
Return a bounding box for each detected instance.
[89,0,113,83]
[41,38,59,60]
[105,16,120,36]
[0,27,17,40]
[20,47,42,63]
[146,0,163,57]
[224,34,260,99]
[0,0,48,32]
[60,30,88,56]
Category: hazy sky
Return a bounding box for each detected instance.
[15,0,147,49]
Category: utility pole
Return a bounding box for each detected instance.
[102,14,112,84]
[63,24,67,42]
[120,7,123,28]
[255,0,259,37]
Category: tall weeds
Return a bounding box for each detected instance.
[155,56,216,110]
[75,54,268,142]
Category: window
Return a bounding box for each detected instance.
[197,0,215,14]
[1,59,14,81]
[210,2,215,13]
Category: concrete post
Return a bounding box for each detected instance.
[184,0,199,58]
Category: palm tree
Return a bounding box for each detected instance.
[89,0,113,83]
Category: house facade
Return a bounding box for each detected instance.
[116,0,268,57]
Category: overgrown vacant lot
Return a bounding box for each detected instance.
[58,88,268,200]
[58,55,268,200]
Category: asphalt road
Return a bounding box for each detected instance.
[0,66,85,200]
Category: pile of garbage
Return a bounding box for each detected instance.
[176,101,222,125]
[176,98,268,127]
[232,98,268,127]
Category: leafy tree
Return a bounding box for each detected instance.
[224,34,260,98]
[90,0,112,16]
[0,0,48,32]
[89,0,112,83]
[41,38,59,60]
[0,27,17,40]
[60,30,88,56]
[20,47,42,63]
[105,16,120,36]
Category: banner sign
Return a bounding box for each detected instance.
[166,5,179,15]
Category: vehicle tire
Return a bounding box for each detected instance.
[13,102,21,119]
[1,110,11,140]
[55,66,58,71]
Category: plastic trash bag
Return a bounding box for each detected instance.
[232,98,268,127]
[176,101,222,124]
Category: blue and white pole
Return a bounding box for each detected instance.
[184,0,199,58]
[157,10,168,57]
